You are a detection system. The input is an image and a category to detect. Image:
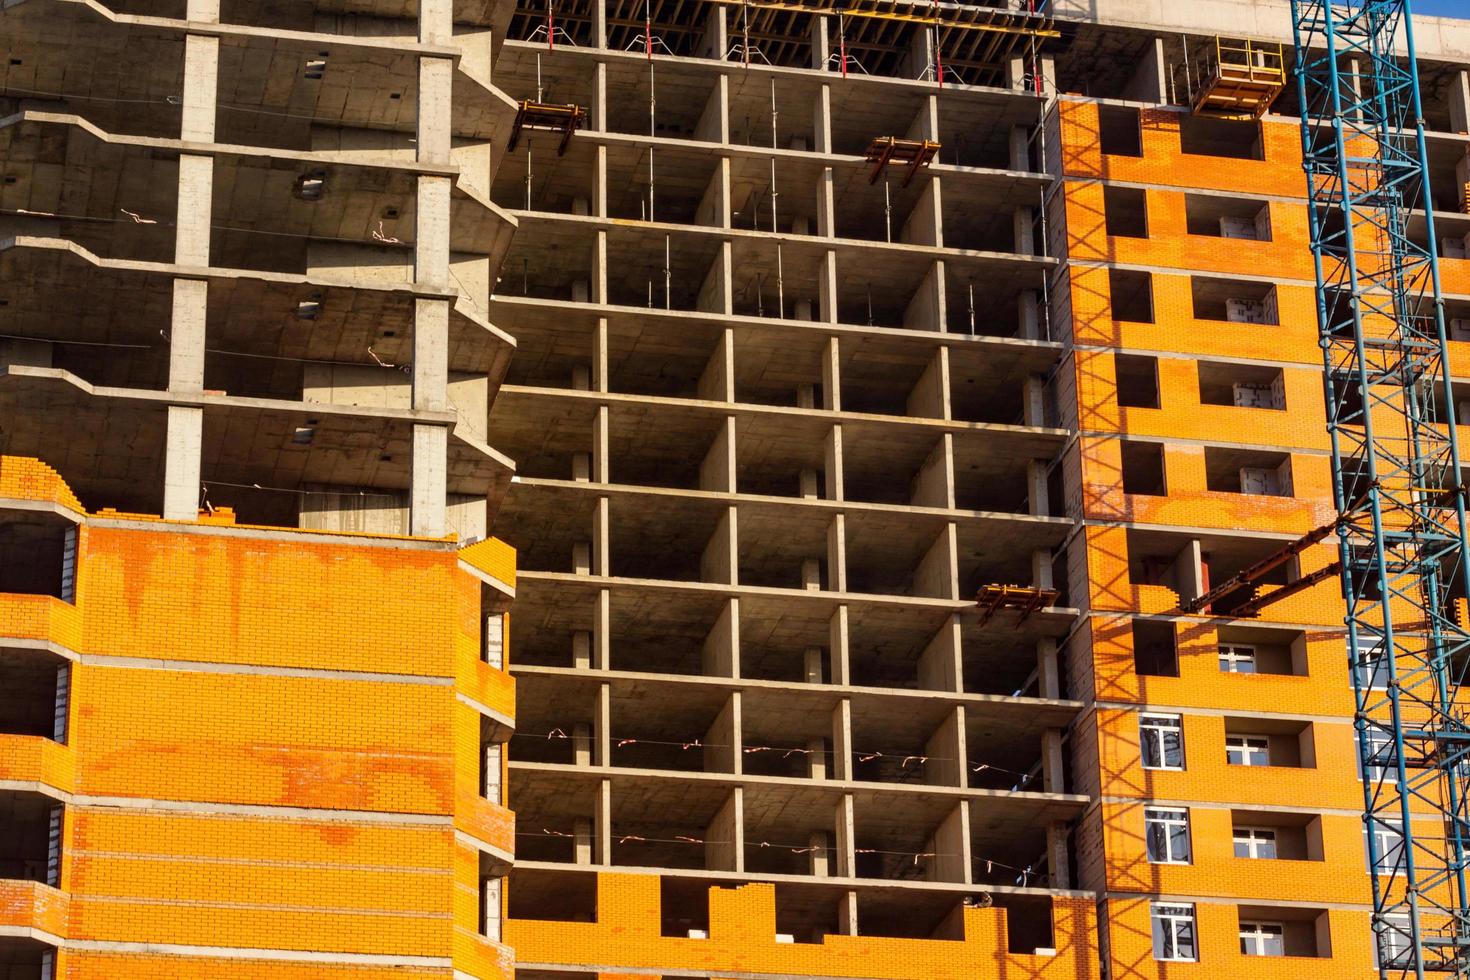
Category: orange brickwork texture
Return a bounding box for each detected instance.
[1059,102,1380,977]
[0,458,516,978]
[507,872,1100,979]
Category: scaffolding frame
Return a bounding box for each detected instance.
[1292,1,1470,975]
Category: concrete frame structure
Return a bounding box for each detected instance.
[4,0,1470,978]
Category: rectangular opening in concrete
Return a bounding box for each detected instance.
[1109,269,1154,323]
[1197,361,1285,409]
[1179,116,1263,161]
[1184,193,1272,240]
[1203,447,1293,496]
[1230,809,1324,861]
[1114,353,1160,408]
[506,868,599,923]
[1215,625,1307,677]
[0,651,68,742]
[1104,186,1149,239]
[0,513,75,601]
[1190,276,1278,324]
[1132,619,1178,677]
[1223,716,1315,769]
[1098,105,1143,157]
[1120,440,1167,496]
[1236,905,1331,957]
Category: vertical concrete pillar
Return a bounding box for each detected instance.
[828,606,850,685]
[833,795,856,876]
[412,4,455,537]
[831,699,852,780]
[163,1,219,520]
[1036,638,1061,700]
[1450,70,1470,135]
[1047,823,1070,888]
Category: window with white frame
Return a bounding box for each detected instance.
[1218,644,1257,674]
[1145,807,1192,864]
[1376,913,1412,969]
[1351,640,1388,691]
[1140,714,1185,770]
[481,876,503,941]
[1239,921,1285,957]
[1151,903,1198,961]
[1365,821,1406,875]
[1233,826,1278,859]
[1358,728,1394,783]
[1226,735,1270,766]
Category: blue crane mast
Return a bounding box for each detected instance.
[1290,0,1470,974]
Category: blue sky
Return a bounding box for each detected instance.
[1415,0,1467,17]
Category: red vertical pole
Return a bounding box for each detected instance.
[548,0,554,50]
[646,0,653,59]
[838,12,847,77]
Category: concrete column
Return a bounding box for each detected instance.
[592,0,607,48]
[699,417,736,493]
[817,250,839,322]
[924,707,966,787]
[1122,37,1168,104]
[906,348,950,420]
[700,506,738,585]
[1014,207,1035,256]
[1009,125,1030,172]
[410,424,448,536]
[1047,823,1070,888]
[910,434,955,509]
[164,5,218,520]
[1451,70,1470,135]
[917,616,962,692]
[706,789,744,871]
[1023,375,1047,426]
[573,723,593,766]
[914,524,959,600]
[1018,290,1041,340]
[700,4,727,60]
[809,12,829,69]
[1041,729,1065,794]
[821,336,840,410]
[828,605,850,685]
[412,18,455,536]
[927,803,971,883]
[1027,459,1050,516]
[705,693,741,774]
[702,599,740,677]
[593,144,609,217]
[1031,549,1054,591]
[163,407,203,520]
[596,778,612,864]
[593,588,611,669]
[902,261,945,331]
[833,795,856,876]
[1036,638,1061,700]
[813,83,833,156]
[595,683,612,766]
[831,699,852,780]
[826,515,846,591]
[823,425,844,501]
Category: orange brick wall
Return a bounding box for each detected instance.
[1058,102,1380,977]
[506,872,1100,980]
[0,457,515,978]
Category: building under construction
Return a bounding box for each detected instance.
[2,0,1470,977]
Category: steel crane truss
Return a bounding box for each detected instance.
[1292,1,1470,975]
